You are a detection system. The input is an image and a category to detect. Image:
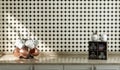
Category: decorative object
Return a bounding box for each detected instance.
[89,43,96,50]
[88,41,107,60]
[91,31,99,41]
[13,32,39,59]
[89,52,96,59]
[99,52,105,59]
[98,44,105,51]
[100,33,107,41]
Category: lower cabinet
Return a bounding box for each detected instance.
[64,65,120,70]
[95,65,120,70]
[34,65,63,70]
[0,65,32,70]
[64,65,92,70]
[0,64,120,70]
[34,65,92,70]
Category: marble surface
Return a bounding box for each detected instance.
[0,54,120,65]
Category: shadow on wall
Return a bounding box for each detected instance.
[4,13,47,53]
[3,12,89,54]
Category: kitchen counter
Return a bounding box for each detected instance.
[0,53,120,65]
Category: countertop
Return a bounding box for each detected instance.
[0,53,120,65]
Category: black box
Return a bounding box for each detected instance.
[88,41,107,60]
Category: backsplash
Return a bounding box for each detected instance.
[0,0,120,53]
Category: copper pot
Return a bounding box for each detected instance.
[19,47,29,58]
[13,47,20,57]
[29,48,39,56]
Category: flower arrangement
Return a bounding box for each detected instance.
[13,32,39,59]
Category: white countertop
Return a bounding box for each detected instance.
[0,54,120,65]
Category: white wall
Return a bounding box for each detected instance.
[0,0,119,53]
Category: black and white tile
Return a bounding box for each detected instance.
[0,0,120,53]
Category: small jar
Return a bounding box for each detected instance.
[90,43,96,50]
[100,33,107,41]
[91,31,99,41]
[99,52,105,59]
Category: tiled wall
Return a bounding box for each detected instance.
[0,0,120,53]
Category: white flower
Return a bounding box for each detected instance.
[33,40,39,46]
[15,39,25,49]
[25,40,34,49]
